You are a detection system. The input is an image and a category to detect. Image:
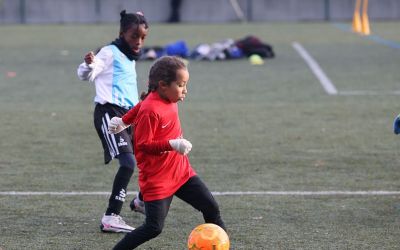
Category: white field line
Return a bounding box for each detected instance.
[1,191,400,196]
[292,42,338,95]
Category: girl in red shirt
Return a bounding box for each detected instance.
[109,56,226,249]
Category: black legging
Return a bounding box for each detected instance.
[113,175,226,249]
[105,153,136,215]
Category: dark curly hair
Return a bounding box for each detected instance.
[119,10,149,33]
[141,56,187,100]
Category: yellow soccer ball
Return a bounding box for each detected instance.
[249,54,264,65]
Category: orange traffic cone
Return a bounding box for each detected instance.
[361,0,371,35]
[352,0,362,33]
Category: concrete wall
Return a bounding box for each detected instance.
[249,0,326,21]
[0,0,399,24]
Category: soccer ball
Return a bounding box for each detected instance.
[187,223,230,250]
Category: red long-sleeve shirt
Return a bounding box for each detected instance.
[122,92,196,201]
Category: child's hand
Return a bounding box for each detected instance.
[84,51,95,65]
[108,117,129,134]
[169,139,192,155]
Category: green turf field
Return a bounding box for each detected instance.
[1,22,400,249]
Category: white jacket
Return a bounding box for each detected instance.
[77,45,139,109]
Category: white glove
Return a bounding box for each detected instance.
[169,139,192,155]
[108,117,130,134]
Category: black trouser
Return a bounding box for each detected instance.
[168,0,182,22]
[113,175,226,250]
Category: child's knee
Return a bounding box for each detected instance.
[201,201,220,218]
[146,224,163,238]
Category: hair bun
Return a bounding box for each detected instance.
[120,10,127,18]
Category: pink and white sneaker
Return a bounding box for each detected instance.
[100,213,135,233]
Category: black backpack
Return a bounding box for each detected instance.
[235,36,275,58]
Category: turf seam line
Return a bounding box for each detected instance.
[333,23,400,50]
[292,42,338,95]
[338,90,400,96]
